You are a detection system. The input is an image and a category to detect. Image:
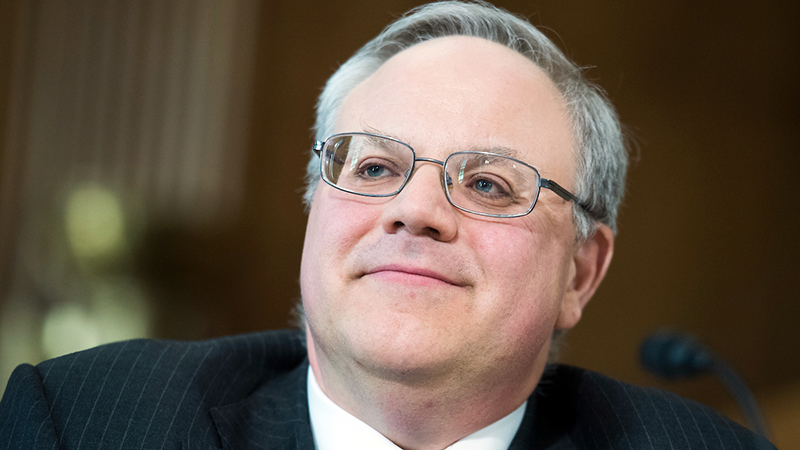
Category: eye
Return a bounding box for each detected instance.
[467,175,510,198]
[357,160,395,178]
[364,165,386,177]
[353,157,403,182]
[474,179,494,193]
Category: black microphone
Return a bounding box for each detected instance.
[640,330,713,378]
[640,330,771,439]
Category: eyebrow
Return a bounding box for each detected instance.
[358,124,523,161]
[358,125,403,151]
[360,124,391,137]
[469,145,521,160]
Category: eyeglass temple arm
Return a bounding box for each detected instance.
[313,141,349,168]
[540,178,592,213]
[312,141,324,155]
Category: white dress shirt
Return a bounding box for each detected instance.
[307,366,526,450]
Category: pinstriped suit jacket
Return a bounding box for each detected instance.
[0,329,775,449]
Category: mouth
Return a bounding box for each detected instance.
[363,265,465,287]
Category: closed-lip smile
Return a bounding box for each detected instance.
[364,265,465,287]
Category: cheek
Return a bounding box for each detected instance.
[307,188,374,248]
[301,188,382,298]
[466,223,568,326]
[468,224,544,284]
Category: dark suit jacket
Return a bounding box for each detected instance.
[0,329,775,449]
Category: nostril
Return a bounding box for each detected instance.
[391,220,441,239]
[425,227,441,239]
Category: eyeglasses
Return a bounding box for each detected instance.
[312,132,588,218]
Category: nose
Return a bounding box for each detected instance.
[380,161,458,241]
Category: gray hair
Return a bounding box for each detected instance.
[303,0,627,240]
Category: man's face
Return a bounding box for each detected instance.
[301,36,584,393]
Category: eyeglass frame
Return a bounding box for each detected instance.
[311,132,591,219]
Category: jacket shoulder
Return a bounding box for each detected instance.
[0,328,306,449]
[34,328,306,404]
[534,364,775,450]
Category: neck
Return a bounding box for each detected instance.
[306,328,548,450]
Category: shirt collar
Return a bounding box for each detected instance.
[307,366,526,450]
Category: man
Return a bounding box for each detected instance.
[0,1,775,449]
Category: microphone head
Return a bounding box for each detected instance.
[640,330,713,379]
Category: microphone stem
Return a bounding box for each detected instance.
[711,356,771,440]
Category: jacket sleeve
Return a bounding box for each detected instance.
[0,363,61,449]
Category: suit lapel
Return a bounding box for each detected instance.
[210,359,315,450]
[508,365,579,450]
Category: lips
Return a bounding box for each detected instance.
[363,265,465,287]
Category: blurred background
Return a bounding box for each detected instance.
[0,0,798,447]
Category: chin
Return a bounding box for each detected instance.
[354,348,456,385]
[344,316,467,384]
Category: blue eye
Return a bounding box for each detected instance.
[474,179,493,193]
[365,165,385,177]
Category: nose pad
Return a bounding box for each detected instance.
[443,172,453,194]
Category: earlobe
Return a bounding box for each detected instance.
[555,224,615,330]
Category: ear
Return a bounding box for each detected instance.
[555,223,615,330]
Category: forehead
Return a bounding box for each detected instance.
[335,36,576,182]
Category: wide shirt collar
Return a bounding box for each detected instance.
[307,366,526,450]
